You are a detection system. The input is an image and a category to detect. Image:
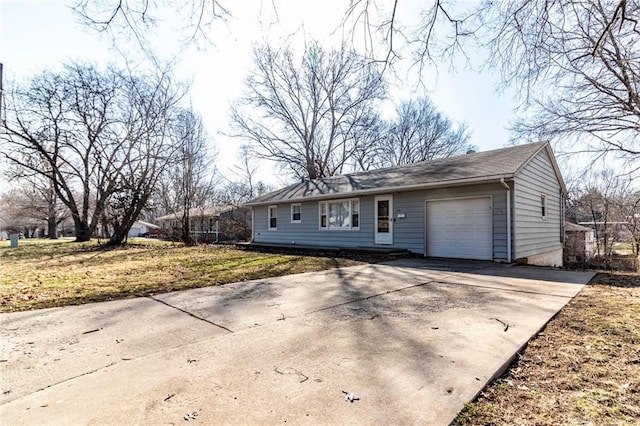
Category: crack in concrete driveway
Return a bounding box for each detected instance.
[0,259,593,425]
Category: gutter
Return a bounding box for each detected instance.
[500,178,512,263]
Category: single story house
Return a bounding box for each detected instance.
[156,205,251,243]
[127,220,160,238]
[246,141,568,266]
[577,221,633,250]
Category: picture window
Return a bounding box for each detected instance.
[319,199,360,230]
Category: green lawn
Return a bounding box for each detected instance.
[0,238,364,312]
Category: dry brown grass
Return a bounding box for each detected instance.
[455,272,640,425]
[0,238,365,312]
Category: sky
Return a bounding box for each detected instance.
[0,0,518,189]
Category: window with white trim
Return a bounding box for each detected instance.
[352,200,359,228]
[319,199,360,230]
[291,203,301,223]
[541,194,547,220]
[268,205,277,230]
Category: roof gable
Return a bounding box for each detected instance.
[248,141,552,205]
[514,143,568,196]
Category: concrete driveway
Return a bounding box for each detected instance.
[0,259,593,425]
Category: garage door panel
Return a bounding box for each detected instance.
[427,197,492,260]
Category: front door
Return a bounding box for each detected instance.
[375,195,393,245]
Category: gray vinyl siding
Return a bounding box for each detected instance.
[252,196,375,248]
[253,183,509,260]
[394,183,508,259]
[513,149,562,259]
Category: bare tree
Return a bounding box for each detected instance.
[378,96,471,167]
[0,189,58,238]
[494,1,640,163]
[2,66,100,242]
[158,108,217,245]
[349,111,386,172]
[73,0,229,49]
[220,145,272,241]
[572,169,633,261]
[224,145,263,202]
[1,63,185,244]
[343,1,640,166]
[72,0,640,171]
[3,155,70,239]
[617,189,640,256]
[19,177,68,239]
[101,73,187,245]
[231,42,386,180]
[340,0,480,72]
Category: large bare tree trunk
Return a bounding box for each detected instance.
[47,201,58,239]
[1,63,187,246]
[73,215,92,242]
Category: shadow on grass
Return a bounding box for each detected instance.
[0,239,180,266]
[1,245,354,313]
[30,243,187,269]
[588,272,640,288]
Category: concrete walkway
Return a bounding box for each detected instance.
[0,259,593,425]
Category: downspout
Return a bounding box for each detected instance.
[500,178,512,263]
[250,206,255,242]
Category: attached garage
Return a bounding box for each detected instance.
[426,197,493,260]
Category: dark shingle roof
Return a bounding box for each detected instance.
[247,142,549,205]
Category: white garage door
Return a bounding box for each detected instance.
[426,197,493,260]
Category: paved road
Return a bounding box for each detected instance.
[0,259,593,425]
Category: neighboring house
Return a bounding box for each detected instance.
[127,220,160,238]
[246,141,567,266]
[564,222,595,265]
[577,221,632,248]
[156,205,251,243]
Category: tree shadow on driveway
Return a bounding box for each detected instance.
[0,259,591,423]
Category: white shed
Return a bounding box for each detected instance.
[128,220,160,238]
